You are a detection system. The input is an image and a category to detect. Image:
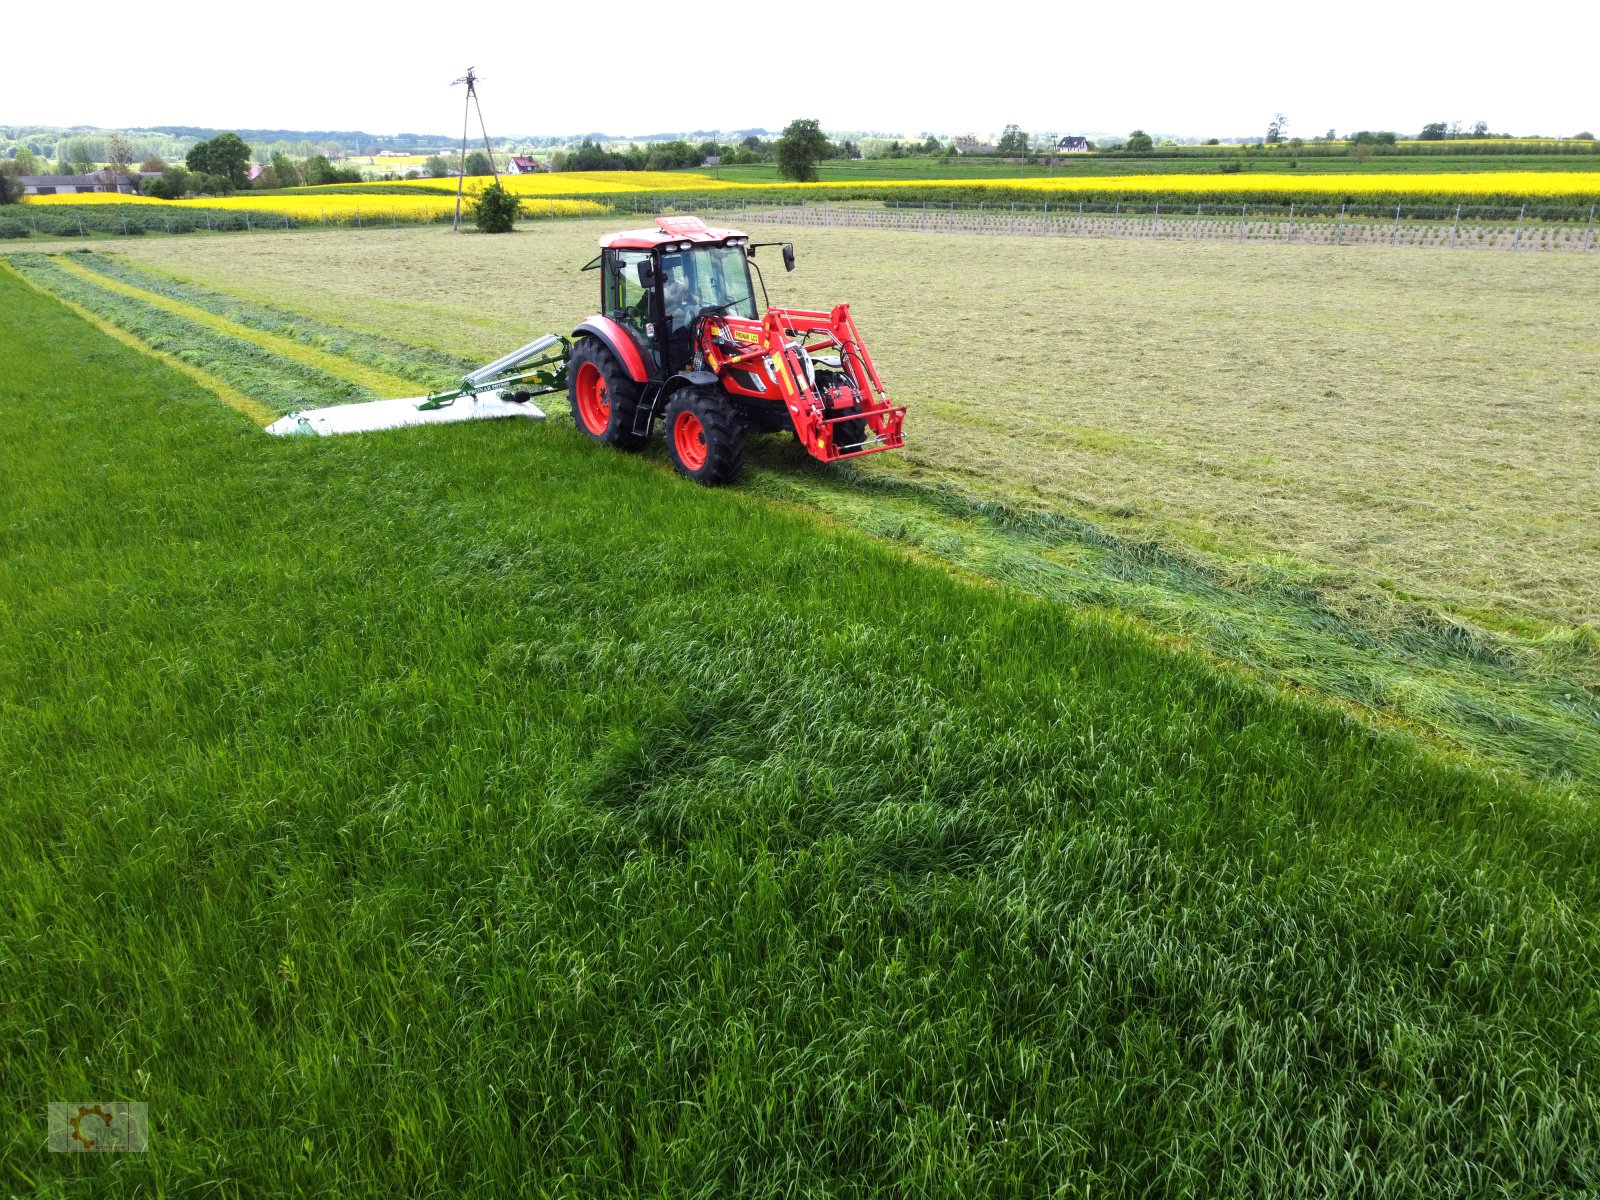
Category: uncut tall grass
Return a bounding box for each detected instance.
[4,262,1600,1197]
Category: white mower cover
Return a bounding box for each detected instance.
[265,394,545,437]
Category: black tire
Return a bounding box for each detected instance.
[568,337,647,451]
[663,387,746,486]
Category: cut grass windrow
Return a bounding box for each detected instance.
[750,459,1600,794]
[5,267,1599,1197]
[63,250,478,386]
[3,258,273,426]
[5,253,376,417]
[48,253,422,400]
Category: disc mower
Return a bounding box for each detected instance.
[269,215,906,485]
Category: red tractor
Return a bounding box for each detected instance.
[566,216,906,485]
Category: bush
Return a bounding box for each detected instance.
[472,182,520,233]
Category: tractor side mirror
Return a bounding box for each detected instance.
[636,259,657,289]
[782,244,796,272]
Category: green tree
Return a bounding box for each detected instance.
[473,182,520,233]
[208,133,252,186]
[464,150,494,177]
[1265,113,1288,144]
[139,154,166,173]
[776,118,829,182]
[143,166,189,200]
[270,151,300,188]
[1126,129,1154,152]
[1471,121,1489,137]
[13,146,40,175]
[107,134,135,178]
[423,154,450,177]
[186,133,251,187]
[1419,122,1448,141]
[0,173,14,205]
[996,124,1028,154]
[645,140,698,170]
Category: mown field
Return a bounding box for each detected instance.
[5,240,1600,1197]
[8,218,1593,787]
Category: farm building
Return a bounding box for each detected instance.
[1057,136,1091,153]
[17,172,146,196]
[508,156,542,174]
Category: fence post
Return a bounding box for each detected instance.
[1237,203,1246,241]
[245,212,251,232]
[1114,201,1120,237]
[121,215,128,236]
[1514,204,1525,249]
[357,206,362,228]
[1451,204,1461,247]
[1336,203,1345,245]
[1078,202,1083,235]
[1391,202,1401,246]
[283,214,290,229]
[1193,203,1201,239]
[79,218,85,237]
[1154,202,1160,237]
[1585,204,1596,252]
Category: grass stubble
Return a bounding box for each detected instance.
[3,256,1600,1196]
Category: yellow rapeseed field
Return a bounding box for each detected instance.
[23,171,1599,215]
[24,192,609,218]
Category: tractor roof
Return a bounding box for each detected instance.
[599,215,748,250]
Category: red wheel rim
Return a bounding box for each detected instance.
[673,410,707,471]
[575,362,610,434]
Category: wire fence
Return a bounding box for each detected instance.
[692,199,1600,254]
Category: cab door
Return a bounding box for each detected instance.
[602,248,660,369]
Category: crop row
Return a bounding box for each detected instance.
[66,253,478,387]
[7,254,372,415]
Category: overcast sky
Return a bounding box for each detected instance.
[6,0,1596,141]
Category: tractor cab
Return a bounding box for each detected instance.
[593,216,773,374]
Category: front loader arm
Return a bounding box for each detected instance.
[742,304,906,462]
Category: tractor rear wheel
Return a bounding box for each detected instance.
[568,338,647,451]
[664,387,745,486]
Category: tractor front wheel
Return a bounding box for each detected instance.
[568,338,647,451]
[663,388,745,486]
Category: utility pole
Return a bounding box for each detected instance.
[451,67,501,231]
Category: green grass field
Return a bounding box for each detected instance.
[15,220,1594,788]
[5,248,1600,1197]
